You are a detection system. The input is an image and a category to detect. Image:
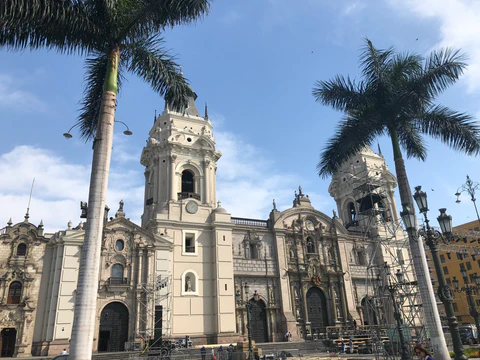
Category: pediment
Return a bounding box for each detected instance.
[273,208,349,235]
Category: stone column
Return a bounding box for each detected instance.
[328,277,337,324]
[203,159,210,204]
[169,155,177,200]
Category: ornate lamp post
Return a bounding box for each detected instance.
[381,263,411,360]
[407,186,467,360]
[452,273,480,344]
[455,175,480,224]
[236,283,258,360]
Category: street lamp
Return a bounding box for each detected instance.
[236,283,258,360]
[408,186,467,360]
[380,263,410,360]
[452,273,480,344]
[455,175,480,224]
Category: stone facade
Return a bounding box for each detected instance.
[0,95,411,356]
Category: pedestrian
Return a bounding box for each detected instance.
[349,338,354,354]
[341,339,345,354]
[61,349,67,355]
[228,344,234,360]
[218,345,224,360]
[352,319,357,331]
[211,347,215,360]
[201,345,206,360]
[414,344,434,360]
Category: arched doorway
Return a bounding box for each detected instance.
[306,287,328,334]
[249,299,268,343]
[1,328,17,357]
[361,296,378,325]
[98,302,129,352]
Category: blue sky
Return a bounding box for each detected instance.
[1,0,480,232]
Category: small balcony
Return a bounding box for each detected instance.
[107,277,127,285]
[177,192,201,201]
[106,277,129,292]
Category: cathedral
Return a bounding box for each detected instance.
[0,94,409,357]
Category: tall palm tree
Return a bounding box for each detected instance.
[1,1,211,359]
[313,39,480,359]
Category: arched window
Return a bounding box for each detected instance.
[115,240,124,251]
[7,281,22,304]
[17,243,27,256]
[348,202,356,222]
[111,264,124,279]
[181,170,194,193]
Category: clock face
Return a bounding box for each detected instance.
[186,201,198,214]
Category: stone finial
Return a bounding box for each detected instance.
[273,199,277,211]
[217,201,222,208]
[67,220,72,230]
[38,220,44,228]
[7,218,12,227]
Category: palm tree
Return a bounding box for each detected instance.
[1,1,211,359]
[313,39,480,359]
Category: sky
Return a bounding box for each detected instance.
[1,0,480,233]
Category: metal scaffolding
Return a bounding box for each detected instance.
[347,164,427,359]
[136,274,173,350]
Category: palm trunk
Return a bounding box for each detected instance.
[390,128,449,359]
[69,46,119,360]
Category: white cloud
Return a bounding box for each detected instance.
[0,74,48,112]
[0,146,144,232]
[388,0,480,93]
[215,130,328,218]
[342,1,366,16]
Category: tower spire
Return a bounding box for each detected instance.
[204,101,209,120]
[377,142,383,156]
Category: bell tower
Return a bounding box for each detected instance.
[328,146,400,233]
[140,94,221,226]
[140,93,236,342]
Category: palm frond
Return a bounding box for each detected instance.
[118,0,211,43]
[318,113,385,178]
[123,35,191,112]
[397,121,427,160]
[0,0,102,54]
[418,48,467,98]
[416,105,480,155]
[312,76,366,113]
[76,54,124,141]
[359,38,395,84]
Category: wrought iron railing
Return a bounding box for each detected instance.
[177,192,201,201]
[231,217,268,227]
[107,277,128,285]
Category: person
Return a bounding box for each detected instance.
[201,345,206,360]
[218,345,224,360]
[228,344,234,360]
[414,344,434,360]
[341,339,346,354]
[349,338,354,354]
[352,319,357,331]
[211,347,216,360]
[61,349,67,355]
[285,331,291,342]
